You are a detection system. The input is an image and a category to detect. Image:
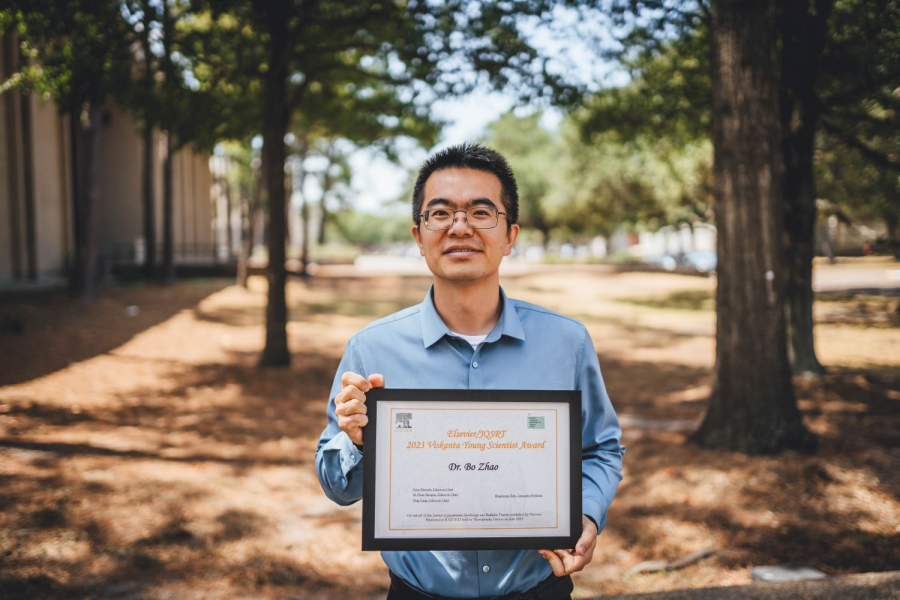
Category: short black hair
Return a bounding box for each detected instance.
[412,143,519,230]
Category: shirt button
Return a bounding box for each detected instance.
[350,455,356,463]
[482,565,490,573]
[340,476,347,485]
[472,361,479,368]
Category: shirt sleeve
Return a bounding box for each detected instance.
[576,327,626,533]
[315,337,366,506]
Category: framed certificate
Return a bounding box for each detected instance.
[362,389,581,551]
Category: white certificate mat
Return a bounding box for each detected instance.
[362,389,581,551]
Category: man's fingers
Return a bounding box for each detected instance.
[575,538,596,559]
[552,549,588,574]
[340,414,368,445]
[341,371,372,392]
[335,398,367,417]
[336,384,366,406]
[538,550,567,577]
[335,371,380,446]
[575,529,596,557]
[575,515,598,557]
[340,413,369,431]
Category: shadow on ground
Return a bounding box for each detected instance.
[0,279,232,386]
[0,274,898,598]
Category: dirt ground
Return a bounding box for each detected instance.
[0,267,898,599]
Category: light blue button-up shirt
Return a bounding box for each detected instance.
[315,286,625,598]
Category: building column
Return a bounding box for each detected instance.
[2,31,24,280]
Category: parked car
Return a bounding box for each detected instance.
[645,251,717,273]
[684,251,717,273]
[645,254,679,271]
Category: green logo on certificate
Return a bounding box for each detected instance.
[527,416,545,429]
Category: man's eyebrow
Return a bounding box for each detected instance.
[469,198,498,208]
[425,197,499,209]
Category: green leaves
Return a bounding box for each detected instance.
[579,26,711,147]
[576,0,900,239]
[4,0,135,113]
[483,110,712,242]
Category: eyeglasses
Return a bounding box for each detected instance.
[419,206,507,231]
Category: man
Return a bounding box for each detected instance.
[316,143,624,600]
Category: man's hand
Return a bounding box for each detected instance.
[334,371,384,446]
[538,515,598,576]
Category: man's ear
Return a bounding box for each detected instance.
[503,224,520,257]
[411,224,425,256]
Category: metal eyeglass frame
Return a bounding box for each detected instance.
[418,207,508,231]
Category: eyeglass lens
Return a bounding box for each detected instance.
[425,207,498,230]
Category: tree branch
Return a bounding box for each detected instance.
[820,69,900,108]
[821,119,900,171]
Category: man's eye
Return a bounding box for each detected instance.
[471,209,492,217]
[430,209,451,218]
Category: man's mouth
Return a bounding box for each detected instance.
[444,247,480,255]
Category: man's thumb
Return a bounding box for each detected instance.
[368,373,385,388]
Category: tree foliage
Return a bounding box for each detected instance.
[173,0,588,366]
[580,0,900,231]
[484,112,557,243]
[483,110,712,243]
[332,210,411,248]
[2,0,137,300]
[817,133,900,249]
[580,26,711,146]
[2,1,134,113]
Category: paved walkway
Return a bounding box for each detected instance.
[597,571,900,599]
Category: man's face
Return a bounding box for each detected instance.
[412,168,519,286]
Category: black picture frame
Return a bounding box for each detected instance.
[362,388,582,551]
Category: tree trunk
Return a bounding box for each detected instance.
[885,215,900,260]
[285,159,294,247]
[140,0,156,278]
[237,173,260,288]
[3,30,23,281]
[258,6,291,367]
[68,107,81,283]
[292,145,310,276]
[690,0,816,455]
[72,104,103,301]
[317,202,328,246]
[780,0,831,377]
[300,190,310,276]
[316,153,335,247]
[160,0,176,284]
[162,133,175,283]
[19,59,38,281]
[142,124,156,276]
[224,168,234,259]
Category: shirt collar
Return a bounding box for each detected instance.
[421,285,526,348]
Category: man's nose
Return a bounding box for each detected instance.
[447,211,473,235]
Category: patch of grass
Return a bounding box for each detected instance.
[618,290,715,312]
[816,293,900,329]
[816,292,900,305]
[618,290,900,324]
[302,300,409,318]
[542,255,605,265]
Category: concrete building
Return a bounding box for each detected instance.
[97,103,214,269]
[1,31,214,291]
